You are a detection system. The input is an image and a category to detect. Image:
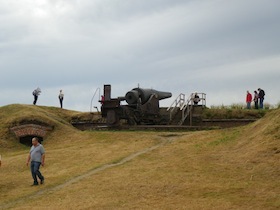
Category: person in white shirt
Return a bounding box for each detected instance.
[58,90,64,108]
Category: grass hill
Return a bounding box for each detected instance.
[0,104,279,209]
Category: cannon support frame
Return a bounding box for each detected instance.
[101,84,172,125]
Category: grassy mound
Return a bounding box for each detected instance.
[0,105,279,209]
[0,104,81,149]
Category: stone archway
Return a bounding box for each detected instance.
[19,135,44,146]
[10,124,53,146]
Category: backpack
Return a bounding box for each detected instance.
[260,89,265,98]
[32,90,36,96]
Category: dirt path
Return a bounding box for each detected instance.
[0,139,170,209]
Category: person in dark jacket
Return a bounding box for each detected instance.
[32,87,41,105]
[258,88,265,109]
[253,91,259,109]
[193,92,200,105]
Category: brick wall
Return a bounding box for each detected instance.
[10,124,53,139]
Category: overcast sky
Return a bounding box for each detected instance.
[1,0,279,111]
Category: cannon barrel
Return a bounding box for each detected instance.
[125,88,172,105]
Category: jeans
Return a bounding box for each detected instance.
[259,98,264,109]
[246,102,251,109]
[33,95,38,105]
[59,98,63,108]
[30,161,44,184]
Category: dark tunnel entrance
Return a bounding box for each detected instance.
[20,136,43,146]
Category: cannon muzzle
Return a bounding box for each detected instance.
[125,88,172,105]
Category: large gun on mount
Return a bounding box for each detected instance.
[101,85,172,125]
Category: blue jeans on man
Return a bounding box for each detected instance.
[31,161,44,185]
[259,98,264,109]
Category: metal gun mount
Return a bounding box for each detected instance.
[101,85,172,125]
[125,88,172,105]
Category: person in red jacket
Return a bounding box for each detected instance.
[246,91,252,109]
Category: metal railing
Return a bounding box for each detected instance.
[167,93,185,122]
[167,92,206,125]
[190,92,206,107]
[90,87,101,113]
[179,94,192,125]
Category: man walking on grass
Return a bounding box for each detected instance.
[26,137,45,186]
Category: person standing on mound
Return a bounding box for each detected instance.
[32,87,41,105]
[253,90,259,109]
[58,89,64,108]
[258,88,265,109]
[246,91,252,109]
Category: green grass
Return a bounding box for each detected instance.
[208,129,240,146]
[202,107,267,119]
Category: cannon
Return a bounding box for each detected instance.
[101,85,172,125]
[125,88,172,105]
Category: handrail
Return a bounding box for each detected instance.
[167,93,185,111]
[167,92,206,125]
[180,94,192,125]
[167,93,185,122]
[180,93,206,125]
[90,87,101,112]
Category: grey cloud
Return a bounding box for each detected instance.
[0,0,279,110]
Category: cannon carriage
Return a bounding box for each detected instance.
[101,85,172,125]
